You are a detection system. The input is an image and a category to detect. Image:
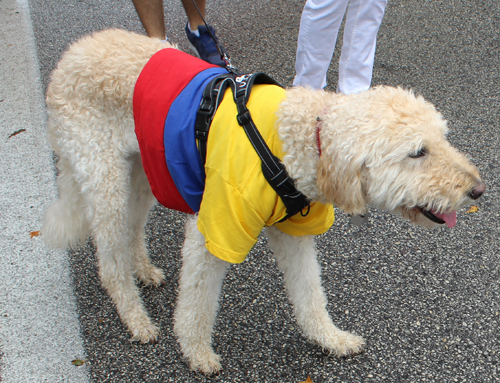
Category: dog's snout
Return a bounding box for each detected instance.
[468,181,486,200]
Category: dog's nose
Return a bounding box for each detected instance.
[468,181,486,200]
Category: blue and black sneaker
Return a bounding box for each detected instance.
[185,24,226,68]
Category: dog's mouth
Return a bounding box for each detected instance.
[420,207,457,228]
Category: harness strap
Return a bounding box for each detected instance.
[195,72,311,221]
[195,74,234,164]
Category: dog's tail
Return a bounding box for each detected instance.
[43,163,91,249]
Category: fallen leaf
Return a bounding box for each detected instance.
[466,206,479,213]
[299,377,314,383]
[8,128,27,139]
[30,230,41,238]
[71,359,86,366]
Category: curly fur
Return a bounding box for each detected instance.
[43,29,483,373]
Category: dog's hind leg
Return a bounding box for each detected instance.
[43,156,91,249]
[266,226,365,357]
[174,215,229,374]
[83,151,159,343]
[128,154,165,286]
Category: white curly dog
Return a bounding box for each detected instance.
[43,29,484,373]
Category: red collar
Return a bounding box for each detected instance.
[316,117,322,156]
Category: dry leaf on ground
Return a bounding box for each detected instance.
[8,129,27,139]
[71,359,86,366]
[466,206,479,213]
[29,230,40,238]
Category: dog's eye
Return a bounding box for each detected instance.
[409,148,427,158]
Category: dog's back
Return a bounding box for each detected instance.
[46,29,167,151]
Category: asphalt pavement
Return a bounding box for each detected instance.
[2,0,500,382]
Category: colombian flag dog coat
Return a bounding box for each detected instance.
[134,48,334,264]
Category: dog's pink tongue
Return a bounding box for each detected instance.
[432,210,457,228]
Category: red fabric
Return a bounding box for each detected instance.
[133,48,217,213]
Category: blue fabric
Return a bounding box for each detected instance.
[164,67,227,212]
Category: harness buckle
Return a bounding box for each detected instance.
[198,104,213,114]
[237,109,252,126]
[195,129,208,139]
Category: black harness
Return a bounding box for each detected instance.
[195,72,311,222]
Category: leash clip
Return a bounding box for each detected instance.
[222,53,238,74]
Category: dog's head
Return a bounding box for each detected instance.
[316,86,484,228]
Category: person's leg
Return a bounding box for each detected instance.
[132,0,166,39]
[294,0,349,90]
[182,0,226,66]
[181,0,206,31]
[337,0,387,94]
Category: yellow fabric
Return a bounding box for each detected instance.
[197,84,334,263]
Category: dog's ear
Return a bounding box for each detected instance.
[317,155,367,215]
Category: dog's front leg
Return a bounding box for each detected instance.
[266,226,365,357]
[174,215,229,374]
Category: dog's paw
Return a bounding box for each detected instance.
[317,329,365,357]
[136,266,166,287]
[129,321,160,343]
[189,351,222,375]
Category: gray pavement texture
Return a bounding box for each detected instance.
[0,0,88,382]
[2,0,500,382]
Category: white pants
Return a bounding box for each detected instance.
[293,0,387,93]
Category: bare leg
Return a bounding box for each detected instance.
[132,0,208,37]
[132,0,166,39]
[266,226,365,356]
[181,0,206,29]
[174,215,229,373]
